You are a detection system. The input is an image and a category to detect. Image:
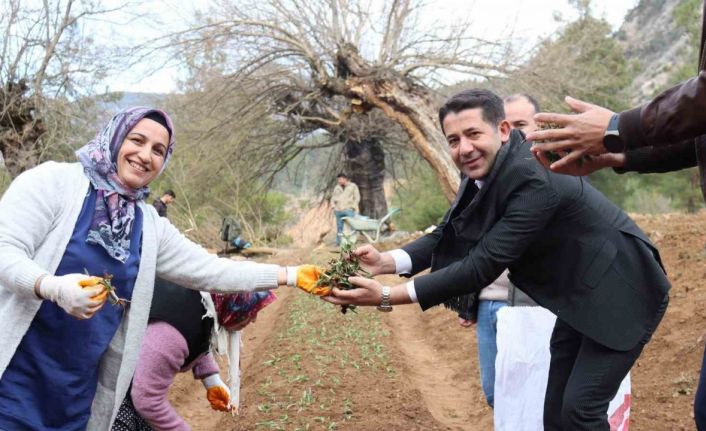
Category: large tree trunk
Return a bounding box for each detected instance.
[331,45,460,201]
[344,137,388,219]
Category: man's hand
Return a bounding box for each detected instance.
[322,276,384,306]
[203,374,231,412]
[532,150,626,176]
[353,245,396,276]
[37,274,106,319]
[458,317,475,328]
[526,96,615,171]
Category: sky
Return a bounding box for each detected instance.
[98,0,639,94]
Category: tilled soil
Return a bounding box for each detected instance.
[171,212,706,430]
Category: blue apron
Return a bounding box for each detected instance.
[0,187,142,430]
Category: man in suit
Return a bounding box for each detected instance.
[324,89,671,430]
[453,93,544,410]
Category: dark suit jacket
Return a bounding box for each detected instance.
[402,130,671,352]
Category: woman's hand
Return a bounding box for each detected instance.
[202,374,231,412]
[36,274,106,319]
[288,265,330,296]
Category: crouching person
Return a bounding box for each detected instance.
[112,278,253,430]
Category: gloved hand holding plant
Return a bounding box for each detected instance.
[288,264,329,296]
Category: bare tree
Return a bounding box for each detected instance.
[162,0,511,201]
[0,0,124,176]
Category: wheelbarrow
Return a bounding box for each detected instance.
[341,208,401,245]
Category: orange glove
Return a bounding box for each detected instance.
[203,374,231,412]
[288,265,330,296]
[79,276,109,304]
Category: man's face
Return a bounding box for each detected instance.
[443,108,510,179]
[504,98,538,133]
[164,195,175,205]
[337,177,348,186]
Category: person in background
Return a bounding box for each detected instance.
[325,89,670,430]
[0,106,321,430]
[501,93,541,309]
[455,93,542,409]
[152,189,175,218]
[331,173,360,246]
[504,93,540,133]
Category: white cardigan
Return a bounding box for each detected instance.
[0,162,280,429]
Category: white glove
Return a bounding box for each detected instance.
[38,274,104,319]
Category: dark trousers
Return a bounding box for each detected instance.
[544,296,668,430]
[694,345,706,430]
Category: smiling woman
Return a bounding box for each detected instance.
[116,115,170,189]
[0,106,324,430]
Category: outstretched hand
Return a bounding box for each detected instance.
[531,150,626,176]
[322,276,384,307]
[294,265,330,296]
[526,96,615,172]
[352,245,395,276]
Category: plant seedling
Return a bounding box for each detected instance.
[314,243,371,314]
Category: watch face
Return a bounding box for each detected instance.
[603,133,622,153]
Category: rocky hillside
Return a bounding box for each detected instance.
[617,0,700,102]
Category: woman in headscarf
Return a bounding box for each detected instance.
[0,107,321,430]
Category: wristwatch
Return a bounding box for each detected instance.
[603,113,623,153]
[376,285,393,312]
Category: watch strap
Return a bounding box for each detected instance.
[376,285,393,312]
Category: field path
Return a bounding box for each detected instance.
[378,273,492,431]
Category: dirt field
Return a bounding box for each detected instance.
[170,212,706,430]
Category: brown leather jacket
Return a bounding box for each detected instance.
[618,1,706,200]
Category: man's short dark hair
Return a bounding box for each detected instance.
[336,173,348,179]
[164,189,176,198]
[439,89,505,132]
[503,93,541,113]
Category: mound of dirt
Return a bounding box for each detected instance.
[286,203,334,247]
